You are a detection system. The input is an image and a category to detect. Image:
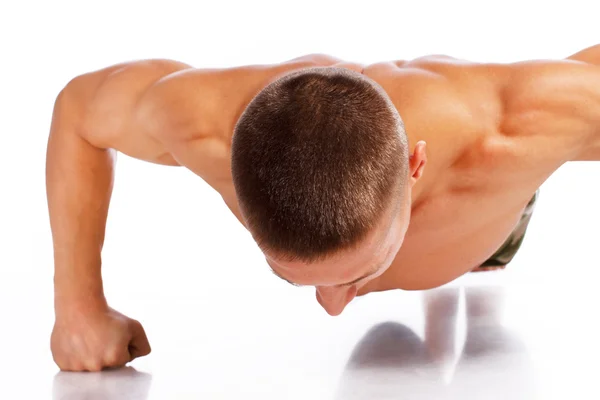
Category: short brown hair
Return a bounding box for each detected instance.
[231,67,409,262]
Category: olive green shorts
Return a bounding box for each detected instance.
[472,190,539,272]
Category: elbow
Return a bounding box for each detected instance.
[51,74,93,130]
[56,74,87,106]
[53,84,71,113]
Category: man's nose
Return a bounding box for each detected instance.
[315,285,358,316]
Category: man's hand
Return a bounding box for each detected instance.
[51,305,151,372]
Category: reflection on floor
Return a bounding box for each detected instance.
[11,267,600,400]
[50,286,540,400]
[53,367,152,400]
[336,287,535,400]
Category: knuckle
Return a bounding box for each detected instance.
[84,356,104,372]
[86,362,103,372]
[136,349,149,358]
[104,349,123,366]
[52,353,65,368]
[55,360,69,371]
[69,362,84,372]
[130,319,143,330]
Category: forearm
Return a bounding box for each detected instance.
[46,86,115,312]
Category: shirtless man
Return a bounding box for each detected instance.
[47,45,600,372]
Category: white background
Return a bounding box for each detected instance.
[1,0,599,399]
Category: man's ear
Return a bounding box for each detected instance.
[409,141,427,186]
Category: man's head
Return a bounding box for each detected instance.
[231,67,426,315]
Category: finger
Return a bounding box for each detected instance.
[59,362,84,372]
[128,320,151,359]
[83,360,103,372]
[104,347,132,369]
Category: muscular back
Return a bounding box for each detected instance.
[59,49,600,289]
[68,51,599,177]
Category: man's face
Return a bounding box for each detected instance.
[265,193,411,316]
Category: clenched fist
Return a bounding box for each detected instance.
[51,305,151,372]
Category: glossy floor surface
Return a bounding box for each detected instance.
[5,269,600,400]
[3,162,600,399]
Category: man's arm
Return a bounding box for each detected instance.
[46,54,346,370]
[48,59,192,311]
[500,44,600,162]
[46,59,191,371]
[48,53,342,313]
[567,44,600,160]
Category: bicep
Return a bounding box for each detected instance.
[502,60,600,162]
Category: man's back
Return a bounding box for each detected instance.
[360,57,555,291]
[59,52,595,290]
[47,48,600,371]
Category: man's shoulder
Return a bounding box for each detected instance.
[364,56,530,187]
[152,54,351,143]
[366,55,502,114]
[367,56,500,150]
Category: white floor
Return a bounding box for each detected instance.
[2,161,599,399]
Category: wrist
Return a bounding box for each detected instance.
[54,276,108,317]
[54,295,109,321]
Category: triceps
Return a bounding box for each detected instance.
[505,60,600,162]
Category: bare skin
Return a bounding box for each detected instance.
[47,46,600,371]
